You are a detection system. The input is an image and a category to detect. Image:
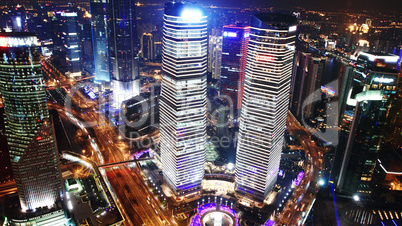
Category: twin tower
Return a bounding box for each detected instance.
[159,2,297,203]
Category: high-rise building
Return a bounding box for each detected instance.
[61,11,82,77]
[235,13,297,202]
[332,52,400,196]
[141,33,154,60]
[220,24,250,111]
[207,29,222,80]
[289,51,325,120]
[90,0,111,82]
[152,29,162,60]
[109,0,140,108]
[160,2,207,197]
[89,0,140,109]
[0,33,62,211]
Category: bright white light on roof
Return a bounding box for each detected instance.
[289,25,297,32]
[359,52,399,63]
[355,90,383,102]
[181,9,202,21]
[227,163,234,170]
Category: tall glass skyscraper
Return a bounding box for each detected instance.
[109,0,140,107]
[89,0,111,82]
[333,52,400,196]
[89,0,140,108]
[160,2,207,196]
[61,11,82,77]
[235,14,297,202]
[220,24,250,111]
[0,33,62,211]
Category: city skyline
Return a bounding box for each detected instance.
[0,1,401,225]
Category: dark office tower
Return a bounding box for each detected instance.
[109,0,140,108]
[220,25,250,111]
[289,51,325,120]
[0,33,62,212]
[152,30,162,60]
[235,14,297,203]
[61,11,82,77]
[89,0,111,82]
[333,52,400,196]
[141,33,153,61]
[160,2,207,197]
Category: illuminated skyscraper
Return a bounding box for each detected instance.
[207,29,222,80]
[0,33,62,211]
[160,2,207,196]
[332,52,400,196]
[61,11,82,77]
[235,14,297,202]
[89,0,111,82]
[109,0,140,108]
[220,24,250,111]
[90,0,140,103]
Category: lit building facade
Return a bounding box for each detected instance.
[89,0,111,82]
[160,2,207,196]
[89,0,140,110]
[235,14,297,202]
[0,33,62,211]
[141,33,154,60]
[61,11,82,77]
[207,29,222,80]
[332,52,400,196]
[220,25,250,110]
[109,0,140,108]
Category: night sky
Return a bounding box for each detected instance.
[156,0,402,13]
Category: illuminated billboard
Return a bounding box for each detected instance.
[369,72,398,92]
[223,31,237,37]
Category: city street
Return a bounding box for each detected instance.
[275,112,327,225]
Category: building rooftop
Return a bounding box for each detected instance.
[0,32,36,37]
[359,52,400,62]
[252,13,297,30]
[361,52,397,57]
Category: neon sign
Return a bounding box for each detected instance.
[373,77,394,83]
[256,55,274,62]
[321,85,335,96]
[223,32,237,37]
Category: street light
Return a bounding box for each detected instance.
[353,195,360,202]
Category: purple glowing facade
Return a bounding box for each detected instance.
[292,171,304,187]
[190,203,239,226]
